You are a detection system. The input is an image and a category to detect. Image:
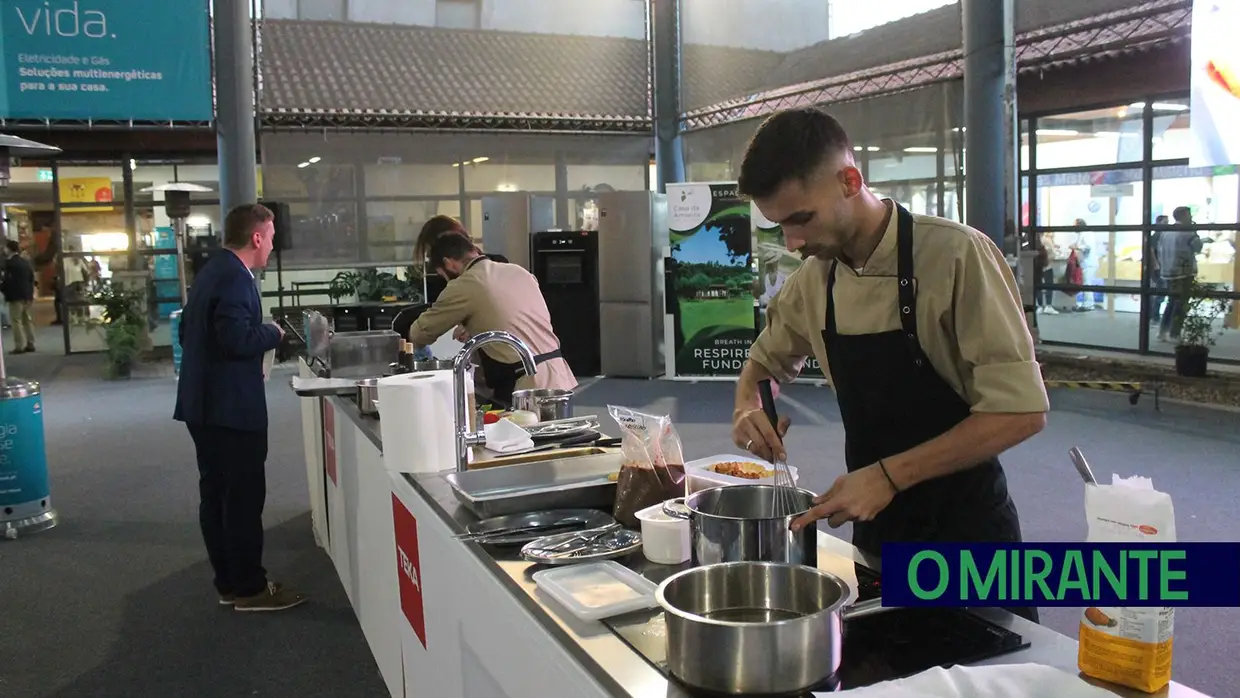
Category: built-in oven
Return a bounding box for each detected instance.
[530,231,600,377]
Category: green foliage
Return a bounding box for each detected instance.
[85,280,146,379]
[328,267,424,303]
[1178,278,1230,350]
[675,261,752,299]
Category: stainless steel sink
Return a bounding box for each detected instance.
[444,451,623,518]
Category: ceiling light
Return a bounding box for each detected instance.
[129,158,136,171]
[904,147,938,153]
[1036,129,1080,137]
[308,156,321,164]
[867,146,880,152]
[472,156,489,163]
[1128,102,1146,110]
[297,162,309,168]
[1151,102,1188,112]
[452,162,460,168]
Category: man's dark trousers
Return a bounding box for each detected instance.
[187,424,268,598]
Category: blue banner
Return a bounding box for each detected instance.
[0,0,212,121]
[881,543,1240,608]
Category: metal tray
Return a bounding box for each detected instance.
[521,526,642,566]
[463,509,615,547]
[290,376,360,397]
[444,452,623,518]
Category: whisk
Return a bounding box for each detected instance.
[757,379,800,518]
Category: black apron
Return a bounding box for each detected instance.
[461,256,564,409]
[823,203,1038,624]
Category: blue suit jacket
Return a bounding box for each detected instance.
[173,250,281,432]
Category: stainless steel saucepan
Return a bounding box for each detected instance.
[663,484,818,567]
[356,378,380,416]
[656,561,893,695]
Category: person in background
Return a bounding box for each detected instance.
[1034,233,1057,315]
[408,232,576,409]
[174,204,307,613]
[1149,214,1169,325]
[1157,206,1204,343]
[1071,219,1096,311]
[410,215,509,353]
[2,241,36,353]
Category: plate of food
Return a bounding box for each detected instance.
[684,454,801,493]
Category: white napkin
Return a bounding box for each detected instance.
[484,418,534,454]
[826,664,1118,698]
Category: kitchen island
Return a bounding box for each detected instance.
[300,382,1210,698]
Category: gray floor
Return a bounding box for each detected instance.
[1,355,1238,697]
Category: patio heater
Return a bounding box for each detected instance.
[140,183,213,378]
[0,134,62,539]
[140,182,214,305]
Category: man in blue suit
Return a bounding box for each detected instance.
[174,203,306,612]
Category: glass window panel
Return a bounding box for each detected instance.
[463,161,557,193]
[1033,168,1144,227]
[1035,105,1145,169]
[1151,164,1240,225]
[365,163,460,198]
[279,201,360,267]
[1035,292,1141,351]
[261,163,356,201]
[366,199,461,265]
[1149,97,1194,162]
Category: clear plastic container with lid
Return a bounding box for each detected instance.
[531,561,659,621]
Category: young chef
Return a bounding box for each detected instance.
[730,108,1048,623]
[406,231,576,408]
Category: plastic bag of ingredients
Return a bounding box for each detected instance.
[607,405,687,529]
[1078,474,1177,693]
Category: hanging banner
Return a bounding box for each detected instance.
[0,0,213,121]
[1189,0,1240,167]
[667,182,754,377]
[58,176,113,212]
[751,203,825,382]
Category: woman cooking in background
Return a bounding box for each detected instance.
[406,224,576,409]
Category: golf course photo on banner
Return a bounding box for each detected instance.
[668,182,755,377]
[751,203,825,381]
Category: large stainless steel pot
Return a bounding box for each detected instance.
[511,388,573,422]
[656,561,890,695]
[663,484,818,567]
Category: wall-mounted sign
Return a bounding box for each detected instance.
[0,0,213,121]
[58,176,113,212]
[1189,0,1240,167]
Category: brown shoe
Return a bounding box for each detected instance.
[234,581,307,612]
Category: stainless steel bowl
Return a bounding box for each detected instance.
[356,378,380,416]
[657,561,888,695]
[511,388,573,422]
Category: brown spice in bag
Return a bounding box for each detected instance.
[607,405,687,529]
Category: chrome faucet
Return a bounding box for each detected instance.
[453,331,537,472]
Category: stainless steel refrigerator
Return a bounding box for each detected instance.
[479,193,555,270]
[597,191,669,378]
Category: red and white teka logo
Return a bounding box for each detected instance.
[323,399,337,486]
[391,493,427,649]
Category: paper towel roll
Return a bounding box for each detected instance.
[377,370,459,473]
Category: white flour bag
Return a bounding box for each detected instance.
[1078,474,1176,693]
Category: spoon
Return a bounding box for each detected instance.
[1069,447,1098,485]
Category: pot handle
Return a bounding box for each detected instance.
[662,498,692,520]
[841,597,894,621]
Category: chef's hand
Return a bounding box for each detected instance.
[790,464,896,532]
[453,326,470,342]
[731,408,790,463]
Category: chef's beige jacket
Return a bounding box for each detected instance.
[750,206,1050,415]
[409,257,578,393]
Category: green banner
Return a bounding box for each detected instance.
[751,203,825,381]
[668,182,754,377]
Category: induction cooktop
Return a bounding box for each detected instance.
[603,563,1030,696]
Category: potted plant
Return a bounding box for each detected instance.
[85,280,148,379]
[1173,278,1230,378]
[328,266,423,303]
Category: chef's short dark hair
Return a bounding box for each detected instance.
[738,108,853,200]
[428,232,478,270]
